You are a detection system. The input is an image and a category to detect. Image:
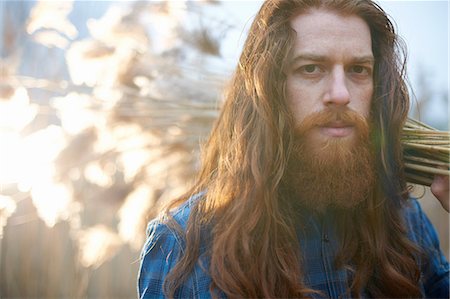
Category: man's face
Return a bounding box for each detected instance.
[284,9,376,211]
[286,9,374,146]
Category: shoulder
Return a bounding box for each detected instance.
[170,191,205,231]
[401,198,441,250]
[139,191,204,263]
[402,199,439,244]
[402,198,449,298]
[143,191,204,248]
[137,192,206,298]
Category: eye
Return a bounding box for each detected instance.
[303,65,318,73]
[353,65,364,73]
[297,64,323,75]
[349,65,370,75]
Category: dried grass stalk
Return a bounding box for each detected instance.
[403,118,450,186]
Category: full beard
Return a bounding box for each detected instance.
[283,109,376,212]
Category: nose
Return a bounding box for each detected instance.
[323,66,350,106]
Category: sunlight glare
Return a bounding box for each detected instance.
[84,162,113,188]
[118,184,153,249]
[51,92,101,135]
[0,195,16,238]
[77,224,123,268]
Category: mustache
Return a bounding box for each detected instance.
[294,109,370,136]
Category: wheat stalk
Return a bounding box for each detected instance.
[403,118,450,186]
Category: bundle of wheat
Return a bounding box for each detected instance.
[403,118,450,186]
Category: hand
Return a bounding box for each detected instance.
[431,174,449,212]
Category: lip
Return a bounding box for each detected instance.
[320,122,354,137]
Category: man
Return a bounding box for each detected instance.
[138,0,449,298]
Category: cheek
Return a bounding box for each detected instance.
[351,84,373,117]
[286,78,297,106]
[362,86,373,116]
[286,84,308,124]
[356,97,371,117]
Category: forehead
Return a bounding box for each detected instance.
[289,9,373,60]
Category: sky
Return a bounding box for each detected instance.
[219,0,449,128]
[381,1,448,91]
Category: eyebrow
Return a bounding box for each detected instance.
[291,53,375,64]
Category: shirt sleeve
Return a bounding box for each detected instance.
[409,200,449,298]
[137,220,182,299]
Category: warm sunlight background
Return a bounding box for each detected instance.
[0,1,448,298]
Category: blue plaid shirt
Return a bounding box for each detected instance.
[138,195,449,298]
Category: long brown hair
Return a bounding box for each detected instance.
[163,0,421,297]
